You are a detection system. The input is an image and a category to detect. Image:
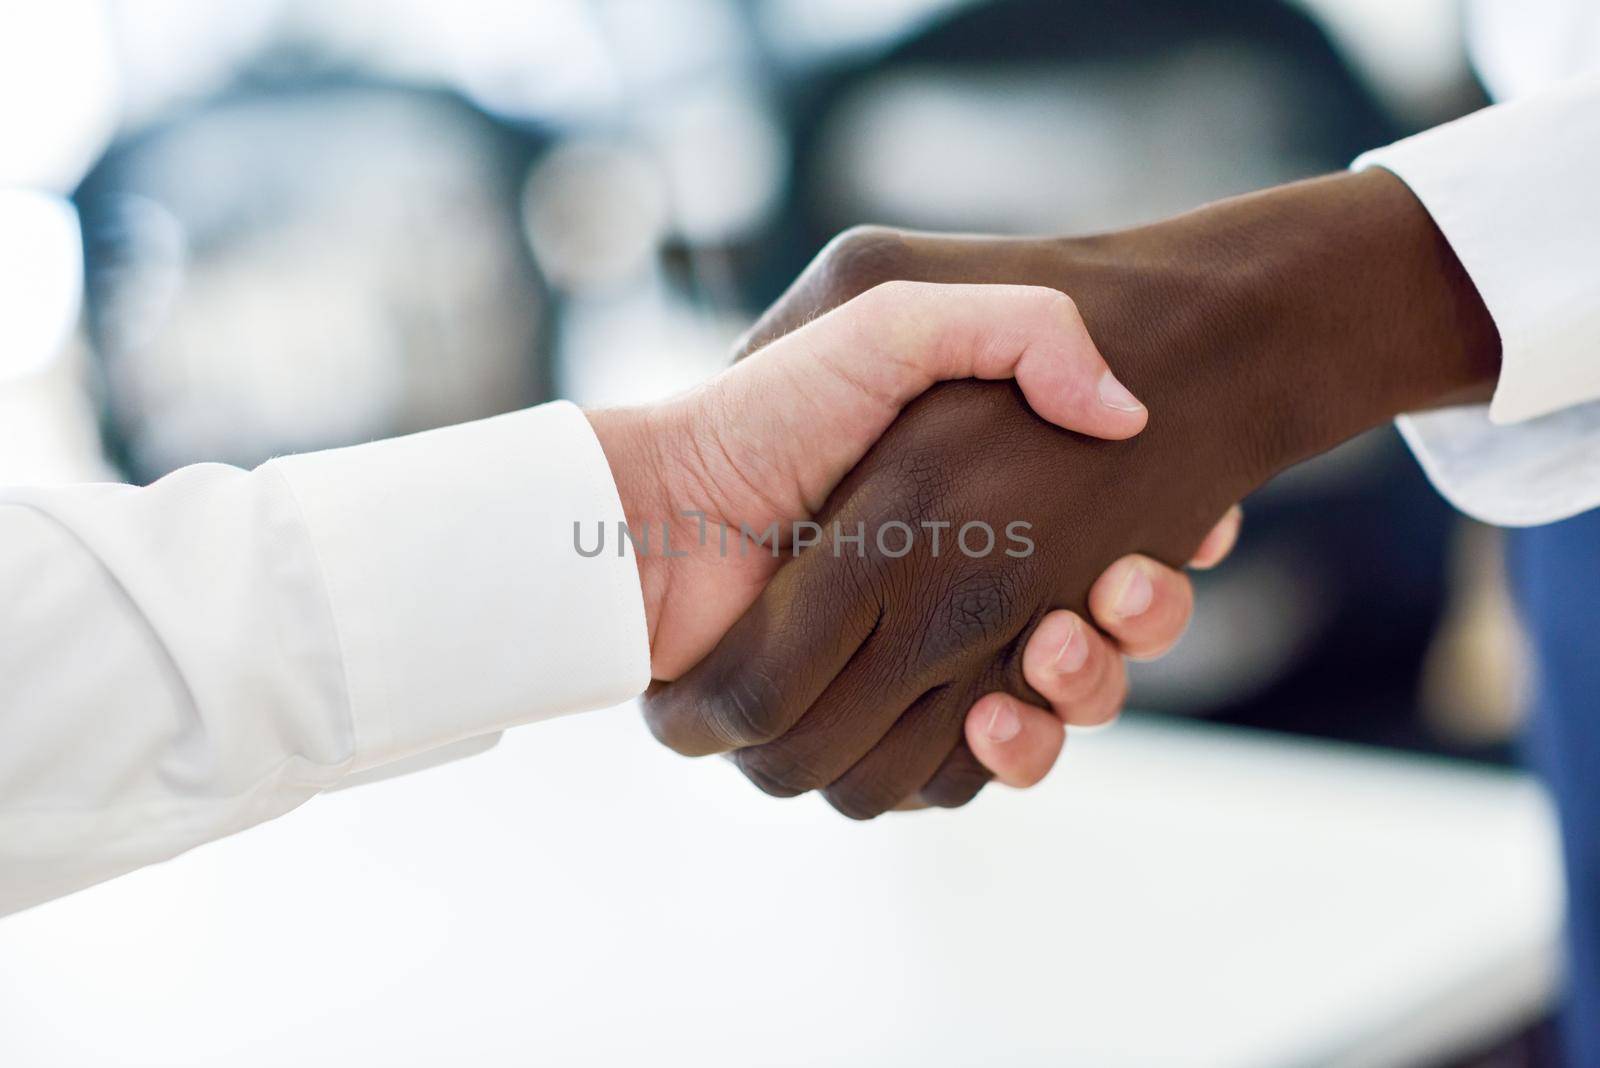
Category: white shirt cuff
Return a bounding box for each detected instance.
[1354,74,1600,427]
[1398,403,1600,527]
[270,401,651,772]
[1354,75,1600,526]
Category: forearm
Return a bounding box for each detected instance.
[1,405,649,915]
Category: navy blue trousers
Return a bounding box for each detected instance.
[1511,512,1600,1065]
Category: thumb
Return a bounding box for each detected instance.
[711,280,1146,512]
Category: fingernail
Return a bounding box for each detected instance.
[1111,564,1154,619]
[985,699,1022,743]
[1097,370,1145,413]
[1054,617,1089,674]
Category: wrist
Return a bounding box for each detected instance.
[585,405,674,645]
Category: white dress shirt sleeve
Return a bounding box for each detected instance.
[0,400,651,916]
[1353,74,1600,526]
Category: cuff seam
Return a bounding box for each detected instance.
[261,460,374,770]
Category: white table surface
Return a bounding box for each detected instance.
[0,708,1563,1068]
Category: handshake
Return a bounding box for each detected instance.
[588,168,1500,818]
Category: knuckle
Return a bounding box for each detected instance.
[735,739,831,798]
[841,445,957,558]
[920,760,991,809]
[640,692,692,753]
[899,465,951,530]
[818,225,912,301]
[856,278,922,317]
[851,438,960,534]
[875,445,954,528]
[1040,287,1080,324]
[641,686,728,757]
[824,778,902,821]
[947,578,1012,642]
[704,666,787,749]
[636,697,688,754]
[868,276,922,299]
[918,570,1019,666]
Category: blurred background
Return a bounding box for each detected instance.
[0,2,1566,1066]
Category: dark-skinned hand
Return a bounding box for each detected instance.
[644,168,1500,818]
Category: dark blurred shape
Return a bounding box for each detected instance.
[76,79,552,481]
[743,0,1414,301]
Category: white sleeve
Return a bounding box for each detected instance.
[0,400,650,915]
[1353,73,1600,526]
